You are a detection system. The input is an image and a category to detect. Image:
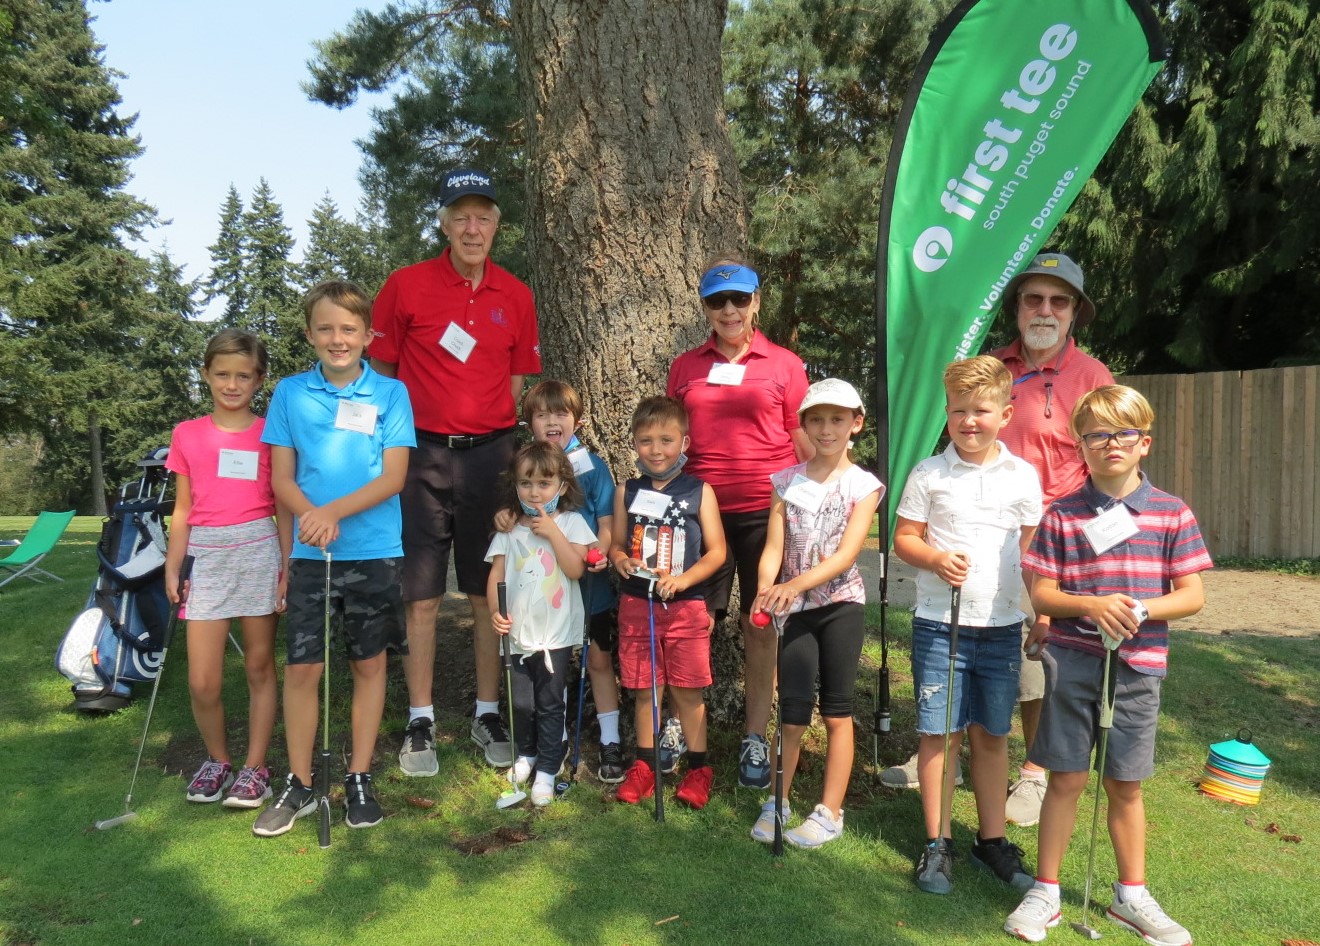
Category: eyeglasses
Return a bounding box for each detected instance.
[1079,429,1146,449]
[1020,291,1076,311]
[702,292,754,309]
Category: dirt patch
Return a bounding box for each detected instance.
[1175,569,1320,638]
[450,822,536,855]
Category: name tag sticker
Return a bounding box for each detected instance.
[706,363,746,385]
[335,400,378,435]
[628,489,671,519]
[217,449,259,481]
[782,474,827,514]
[439,322,477,363]
[567,446,593,477]
[1082,503,1139,556]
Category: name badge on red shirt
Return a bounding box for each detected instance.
[706,363,746,385]
[439,322,477,363]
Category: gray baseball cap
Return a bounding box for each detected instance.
[1003,253,1096,328]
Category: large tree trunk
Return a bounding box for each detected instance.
[512,0,749,722]
[88,411,107,517]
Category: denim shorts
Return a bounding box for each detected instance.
[910,616,1021,736]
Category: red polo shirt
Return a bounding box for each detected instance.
[667,330,808,512]
[991,337,1115,506]
[369,248,540,435]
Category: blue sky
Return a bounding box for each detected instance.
[90,1,384,304]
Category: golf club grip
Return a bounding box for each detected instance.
[318,796,331,849]
[876,666,891,732]
[1100,648,1118,729]
[497,581,508,619]
[161,555,196,650]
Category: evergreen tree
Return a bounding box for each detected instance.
[0,0,157,513]
[1052,0,1320,372]
[204,185,250,327]
[242,179,305,381]
[301,194,388,294]
[305,2,526,273]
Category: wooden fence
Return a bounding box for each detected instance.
[1122,365,1320,560]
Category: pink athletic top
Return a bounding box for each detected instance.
[991,337,1115,506]
[667,330,808,513]
[166,416,276,527]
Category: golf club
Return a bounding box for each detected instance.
[495,581,528,810]
[557,570,593,798]
[873,541,891,769]
[645,571,664,823]
[936,584,962,846]
[769,610,785,857]
[318,548,332,850]
[1070,632,1122,940]
[96,555,194,831]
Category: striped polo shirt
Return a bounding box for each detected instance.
[1022,475,1212,676]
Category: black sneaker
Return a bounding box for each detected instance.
[471,712,514,767]
[915,838,955,894]
[252,774,316,838]
[598,742,625,783]
[344,772,383,829]
[971,836,1034,890]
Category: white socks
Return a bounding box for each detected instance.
[409,705,434,724]
[598,710,620,745]
[476,700,499,718]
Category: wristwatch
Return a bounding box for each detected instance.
[1131,600,1149,625]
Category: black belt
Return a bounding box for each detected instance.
[416,426,516,450]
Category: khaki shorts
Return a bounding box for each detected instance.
[1018,586,1046,701]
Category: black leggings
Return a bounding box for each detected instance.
[778,602,865,726]
[510,646,572,775]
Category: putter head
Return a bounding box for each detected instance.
[94,811,138,830]
[1069,922,1102,940]
[496,787,528,810]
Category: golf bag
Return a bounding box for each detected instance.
[55,448,172,712]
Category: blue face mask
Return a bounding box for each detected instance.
[636,452,688,482]
[520,492,561,517]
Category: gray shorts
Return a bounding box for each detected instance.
[1028,644,1161,781]
[1018,588,1045,701]
[285,557,407,664]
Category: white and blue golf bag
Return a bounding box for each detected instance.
[55,449,171,712]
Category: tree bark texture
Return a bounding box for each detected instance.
[88,412,107,517]
[512,0,750,722]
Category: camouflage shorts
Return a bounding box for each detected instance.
[285,557,407,664]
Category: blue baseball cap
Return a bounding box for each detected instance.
[699,264,760,297]
[441,168,497,207]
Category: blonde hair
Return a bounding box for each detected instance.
[1069,384,1155,438]
[943,355,1012,407]
[303,279,372,331]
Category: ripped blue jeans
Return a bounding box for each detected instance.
[910,617,1020,736]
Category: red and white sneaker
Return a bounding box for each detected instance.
[675,765,714,809]
[615,759,656,803]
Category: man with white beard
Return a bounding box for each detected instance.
[880,253,1114,831]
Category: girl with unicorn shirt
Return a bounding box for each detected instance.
[486,442,597,806]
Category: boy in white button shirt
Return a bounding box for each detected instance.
[895,355,1043,895]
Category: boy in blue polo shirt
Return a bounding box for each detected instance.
[253,279,415,837]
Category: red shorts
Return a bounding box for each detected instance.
[617,595,712,689]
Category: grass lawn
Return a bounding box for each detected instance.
[1,517,1317,945]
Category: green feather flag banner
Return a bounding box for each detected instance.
[874,0,1165,546]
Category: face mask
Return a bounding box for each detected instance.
[636,452,688,481]
[520,492,561,517]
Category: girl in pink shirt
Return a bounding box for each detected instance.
[165,330,291,812]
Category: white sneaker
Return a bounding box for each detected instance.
[880,751,964,789]
[783,804,843,848]
[750,797,791,844]
[1106,886,1192,946]
[507,756,533,787]
[1005,885,1061,942]
[531,780,554,807]
[1005,775,1048,827]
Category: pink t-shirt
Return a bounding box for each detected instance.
[166,416,277,527]
[990,338,1115,506]
[667,330,808,513]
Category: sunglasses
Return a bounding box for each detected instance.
[1020,292,1077,311]
[702,292,754,309]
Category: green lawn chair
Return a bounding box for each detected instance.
[0,510,76,590]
